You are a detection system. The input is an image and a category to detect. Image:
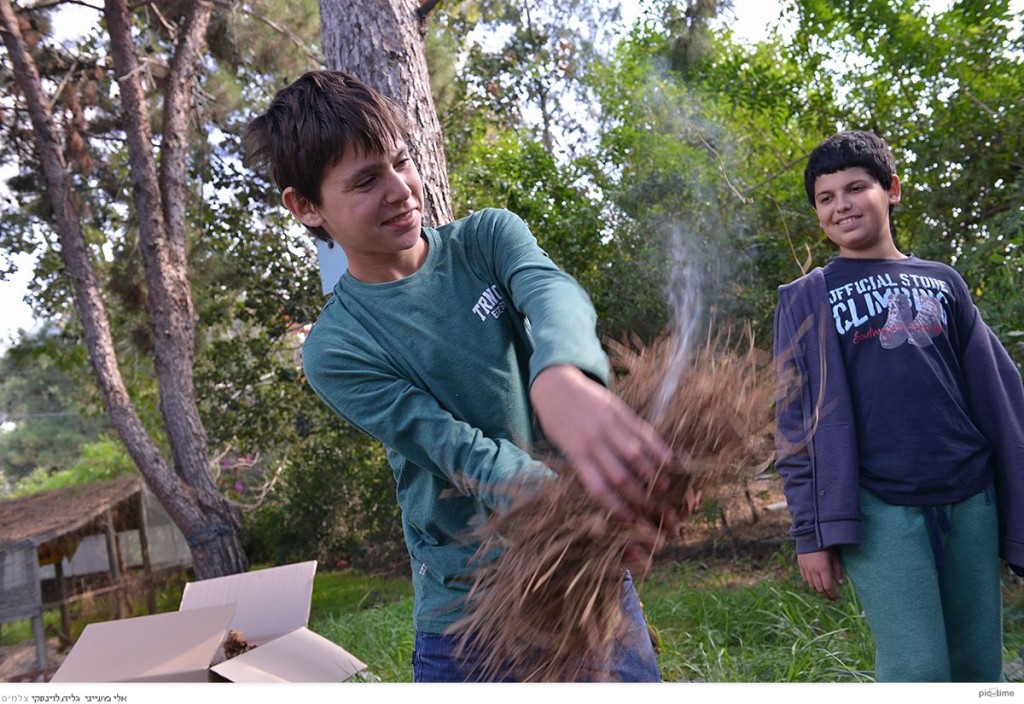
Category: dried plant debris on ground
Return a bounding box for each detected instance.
[453,328,777,682]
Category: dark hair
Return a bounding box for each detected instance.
[803,130,897,207]
[242,71,410,243]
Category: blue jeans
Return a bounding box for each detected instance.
[412,572,661,682]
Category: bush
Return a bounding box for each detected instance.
[243,425,406,574]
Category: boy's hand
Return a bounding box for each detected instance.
[530,365,674,531]
[797,548,844,601]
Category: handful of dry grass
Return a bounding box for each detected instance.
[451,327,776,681]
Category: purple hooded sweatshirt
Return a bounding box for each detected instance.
[773,266,1024,569]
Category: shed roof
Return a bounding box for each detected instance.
[0,476,144,550]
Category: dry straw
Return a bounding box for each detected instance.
[451,326,777,681]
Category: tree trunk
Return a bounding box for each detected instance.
[318,0,453,227]
[0,0,247,580]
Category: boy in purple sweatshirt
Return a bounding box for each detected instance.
[773,130,1024,681]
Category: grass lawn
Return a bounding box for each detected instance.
[309,545,1024,683]
[4,546,1021,683]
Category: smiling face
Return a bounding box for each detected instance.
[283,140,426,282]
[812,167,903,259]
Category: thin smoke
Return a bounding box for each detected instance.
[650,226,702,424]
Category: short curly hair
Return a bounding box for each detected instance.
[803,130,897,207]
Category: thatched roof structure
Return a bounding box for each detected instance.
[0,476,144,551]
[1,477,184,655]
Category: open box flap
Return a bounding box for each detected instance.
[211,627,367,683]
[50,603,236,683]
[179,560,316,645]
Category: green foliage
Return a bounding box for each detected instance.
[241,419,404,572]
[442,2,752,342]
[450,130,607,288]
[9,435,135,497]
[2,0,402,570]
[577,0,1024,355]
[203,0,323,117]
[776,0,1024,363]
[587,19,776,340]
[0,332,110,487]
[309,568,413,618]
[437,0,625,159]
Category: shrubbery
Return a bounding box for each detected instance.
[241,422,406,574]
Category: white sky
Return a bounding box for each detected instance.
[708,0,789,39]
[0,252,37,348]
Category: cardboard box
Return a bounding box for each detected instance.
[50,561,367,683]
[50,603,237,682]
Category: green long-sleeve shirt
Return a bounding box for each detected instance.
[302,208,609,632]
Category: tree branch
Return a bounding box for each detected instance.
[694,130,752,204]
[417,0,441,21]
[104,0,210,490]
[211,0,323,66]
[146,0,178,40]
[742,152,809,197]
[0,0,177,499]
[159,0,212,268]
[21,0,101,11]
[5,0,246,578]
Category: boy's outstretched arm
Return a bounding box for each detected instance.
[797,548,844,601]
[530,364,676,534]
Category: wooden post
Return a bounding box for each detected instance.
[103,508,124,619]
[137,491,157,614]
[53,559,70,642]
[31,612,47,679]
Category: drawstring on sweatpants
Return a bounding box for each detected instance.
[923,504,952,569]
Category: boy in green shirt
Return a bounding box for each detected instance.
[244,70,679,681]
